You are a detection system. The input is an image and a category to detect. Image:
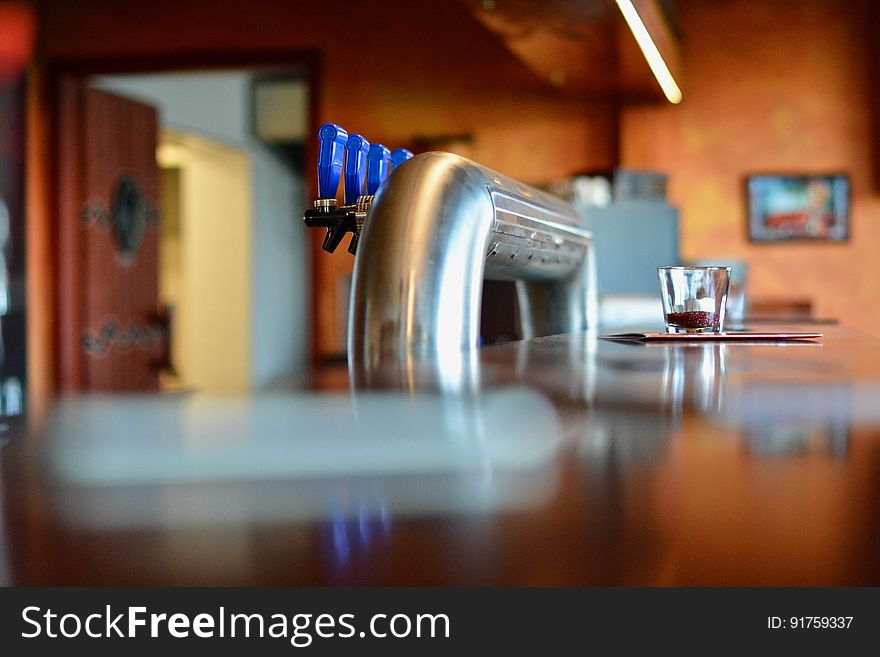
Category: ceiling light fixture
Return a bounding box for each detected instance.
[615,0,683,104]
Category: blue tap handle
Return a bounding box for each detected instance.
[344,134,370,205]
[391,148,413,170]
[317,122,348,200]
[366,144,391,195]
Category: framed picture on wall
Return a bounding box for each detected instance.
[746,173,850,243]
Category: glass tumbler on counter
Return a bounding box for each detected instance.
[657,266,731,333]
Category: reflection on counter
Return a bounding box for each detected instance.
[726,381,870,459]
[583,343,723,465]
[746,423,849,459]
[7,327,880,585]
[506,333,673,465]
[44,388,563,528]
[580,409,672,466]
[661,344,727,417]
[322,494,392,575]
[480,331,877,469]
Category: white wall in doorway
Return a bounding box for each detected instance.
[159,133,251,392]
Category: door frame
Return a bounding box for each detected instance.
[46,51,322,393]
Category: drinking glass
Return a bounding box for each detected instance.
[657,266,731,334]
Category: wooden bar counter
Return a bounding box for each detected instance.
[2,326,879,585]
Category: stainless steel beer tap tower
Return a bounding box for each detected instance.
[304,123,597,379]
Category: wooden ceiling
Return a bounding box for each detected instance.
[460,0,683,101]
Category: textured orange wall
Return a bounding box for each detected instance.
[621,0,880,330]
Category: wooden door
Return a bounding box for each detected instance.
[57,85,163,392]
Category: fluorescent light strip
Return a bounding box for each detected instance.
[616,0,683,104]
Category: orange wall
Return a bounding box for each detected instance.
[621,0,880,330]
[37,0,617,178]
[30,0,617,366]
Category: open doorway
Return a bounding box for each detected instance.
[60,68,311,394]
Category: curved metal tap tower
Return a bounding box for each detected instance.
[348,152,597,373]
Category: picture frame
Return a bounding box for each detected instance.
[746,173,850,243]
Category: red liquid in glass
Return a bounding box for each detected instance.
[665,311,717,329]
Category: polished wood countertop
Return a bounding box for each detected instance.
[2,326,880,585]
